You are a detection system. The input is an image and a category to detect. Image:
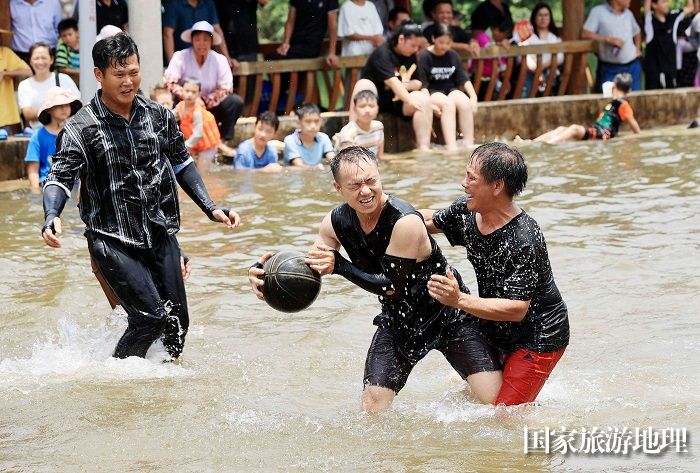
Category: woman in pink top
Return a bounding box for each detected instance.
[164,21,243,145]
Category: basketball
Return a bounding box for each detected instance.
[262,250,322,313]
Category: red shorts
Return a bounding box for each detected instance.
[494,347,566,406]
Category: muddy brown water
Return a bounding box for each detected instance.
[1,128,698,471]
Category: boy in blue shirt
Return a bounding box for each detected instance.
[24,87,81,192]
[284,103,335,169]
[234,111,282,172]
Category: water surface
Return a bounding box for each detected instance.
[1,127,698,471]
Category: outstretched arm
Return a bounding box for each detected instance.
[307,214,428,299]
[175,161,241,227]
[419,208,443,234]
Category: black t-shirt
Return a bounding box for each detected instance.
[417,48,470,94]
[74,0,129,31]
[361,43,429,107]
[644,11,684,74]
[433,197,569,354]
[470,0,513,32]
[215,0,260,58]
[423,24,472,45]
[289,0,339,57]
[331,195,464,362]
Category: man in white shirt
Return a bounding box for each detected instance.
[338,0,385,56]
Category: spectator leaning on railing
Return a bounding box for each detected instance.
[581,0,642,92]
[267,0,340,68]
[338,0,385,57]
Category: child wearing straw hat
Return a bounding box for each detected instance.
[24,86,81,191]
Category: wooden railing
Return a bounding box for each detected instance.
[235,40,596,117]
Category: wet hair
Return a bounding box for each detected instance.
[27,42,54,73]
[530,3,559,37]
[330,146,378,181]
[353,89,378,105]
[295,102,321,119]
[389,21,423,48]
[256,110,280,131]
[92,32,140,73]
[58,18,79,34]
[469,142,528,197]
[183,77,202,91]
[431,22,453,40]
[613,72,633,93]
[388,6,410,24]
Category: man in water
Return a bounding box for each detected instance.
[248,146,501,413]
[421,142,569,405]
[41,32,241,360]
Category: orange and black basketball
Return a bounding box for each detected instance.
[262,250,322,313]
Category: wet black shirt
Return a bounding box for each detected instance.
[289,0,339,57]
[417,48,470,94]
[331,195,464,361]
[433,196,569,354]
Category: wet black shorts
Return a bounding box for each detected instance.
[582,124,611,141]
[379,93,413,121]
[363,315,501,394]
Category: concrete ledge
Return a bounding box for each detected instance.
[2,88,699,182]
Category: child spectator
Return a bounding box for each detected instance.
[174,78,235,172]
[234,111,282,172]
[418,23,478,150]
[150,85,175,111]
[643,0,695,89]
[284,103,334,169]
[529,73,640,144]
[55,18,80,84]
[335,89,384,158]
[338,0,385,57]
[24,86,81,192]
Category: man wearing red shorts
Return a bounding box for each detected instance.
[421,142,569,405]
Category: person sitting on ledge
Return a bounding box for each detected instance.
[525,72,640,144]
[350,21,433,151]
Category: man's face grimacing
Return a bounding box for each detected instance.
[96,54,141,108]
[333,159,383,216]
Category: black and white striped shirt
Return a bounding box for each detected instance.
[45,91,194,249]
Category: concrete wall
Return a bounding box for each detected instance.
[2,88,699,181]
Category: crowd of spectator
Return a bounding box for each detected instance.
[2,0,700,179]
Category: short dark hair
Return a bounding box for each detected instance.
[92,32,140,73]
[613,72,633,93]
[330,146,378,180]
[493,18,514,35]
[431,0,454,14]
[257,110,280,131]
[58,18,79,34]
[388,6,410,23]
[389,21,423,48]
[295,103,321,119]
[469,142,528,197]
[431,22,453,40]
[353,89,378,104]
